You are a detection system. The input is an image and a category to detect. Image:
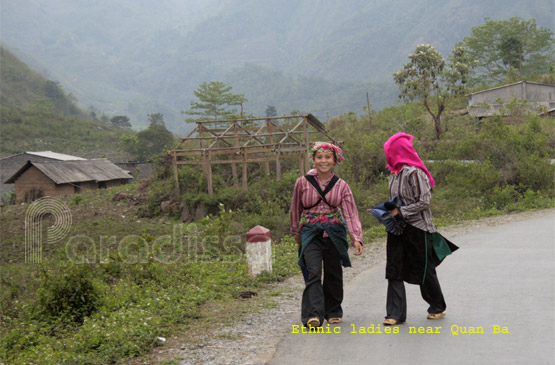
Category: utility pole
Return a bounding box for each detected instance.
[366,92,372,123]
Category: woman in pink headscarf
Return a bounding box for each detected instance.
[381,132,447,325]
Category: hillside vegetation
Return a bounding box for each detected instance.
[1,93,553,363]
[0,47,133,158]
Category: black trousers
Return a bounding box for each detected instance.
[301,235,343,326]
[386,261,446,322]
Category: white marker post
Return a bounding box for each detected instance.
[246,225,272,277]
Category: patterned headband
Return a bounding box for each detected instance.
[310,142,345,164]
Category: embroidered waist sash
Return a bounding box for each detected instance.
[298,210,344,230]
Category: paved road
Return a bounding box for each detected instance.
[270,213,555,364]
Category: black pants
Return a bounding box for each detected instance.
[386,261,446,322]
[301,235,343,326]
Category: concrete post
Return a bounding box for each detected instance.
[246,225,272,277]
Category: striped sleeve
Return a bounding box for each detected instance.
[396,167,436,232]
[339,181,364,244]
[289,177,304,234]
[399,169,431,218]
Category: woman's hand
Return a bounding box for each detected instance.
[353,241,363,256]
[389,207,400,217]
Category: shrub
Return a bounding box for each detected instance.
[71,194,84,206]
[512,190,555,211]
[137,179,174,217]
[199,203,242,252]
[1,192,16,206]
[178,165,207,194]
[512,153,554,193]
[34,264,100,325]
[484,185,519,210]
[435,160,502,197]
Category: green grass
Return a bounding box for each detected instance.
[0,185,299,363]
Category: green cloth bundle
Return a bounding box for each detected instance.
[298,222,351,268]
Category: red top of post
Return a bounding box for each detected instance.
[246,225,271,243]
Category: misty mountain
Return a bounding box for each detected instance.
[0,47,133,158]
[1,0,553,133]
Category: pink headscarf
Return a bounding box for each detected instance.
[384,132,435,187]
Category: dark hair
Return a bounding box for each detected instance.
[312,149,337,163]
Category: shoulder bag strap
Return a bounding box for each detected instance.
[303,175,339,209]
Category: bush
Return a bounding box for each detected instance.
[1,192,16,206]
[512,153,554,193]
[137,179,174,217]
[178,165,207,194]
[434,160,502,197]
[483,185,519,210]
[34,264,100,325]
[71,194,84,206]
[199,203,242,252]
[511,190,555,211]
[475,115,553,189]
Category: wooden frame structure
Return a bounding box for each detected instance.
[169,114,339,195]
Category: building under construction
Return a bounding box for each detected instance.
[168,114,339,195]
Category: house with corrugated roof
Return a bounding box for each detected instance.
[468,81,555,118]
[0,151,87,196]
[4,159,132,203]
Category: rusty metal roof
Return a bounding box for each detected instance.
[5,159,133,184]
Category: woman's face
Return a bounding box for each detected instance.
[313,151,336,174]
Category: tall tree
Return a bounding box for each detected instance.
[265,105,277,117]
[120,113,174,161]
[147,112,165,126]
[459,17,554,85]
[184,81,247,122]
[394,44,472,139]
[110,115,132,129]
